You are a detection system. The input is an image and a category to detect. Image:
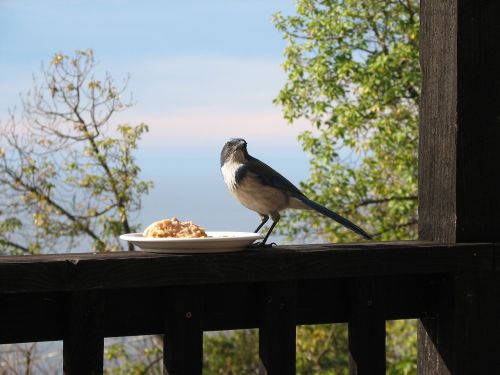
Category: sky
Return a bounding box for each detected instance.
[0,0,314,246]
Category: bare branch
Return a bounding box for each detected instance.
[355,195,418,208]
[0,237,30,253]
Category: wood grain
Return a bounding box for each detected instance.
[419,0,500,372]
[63,291,103,375]
[0,242,489,294]
[163,286,203,375]
[348,278,385,375]
[0,242,496,373]
[259,282,296,375]
[419,0,458,243]
[0,274,444,345]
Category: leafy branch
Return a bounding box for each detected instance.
[0,49,152,254]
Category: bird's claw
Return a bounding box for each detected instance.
[249,241,277,248]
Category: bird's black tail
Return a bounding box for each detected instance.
[297,196,372,240]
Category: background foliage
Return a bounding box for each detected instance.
[0,49,152,254]
[274,0,419,242]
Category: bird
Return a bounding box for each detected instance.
[220,138,372,246]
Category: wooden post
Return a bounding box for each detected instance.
[419,0,500,372]
[163,286,203,375]
[259,282,296,375]
[348,278,385,375]
[63,291,103,375]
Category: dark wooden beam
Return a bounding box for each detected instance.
[163,286,203,375]
[0,242,490,294]
[418,0,500,372]
[0,243,496,373]
[0,292,64,343]
[419,0,500,243]
[348,278,385,375]
[454,0,500,243]
[63,291,103,375]
[0,275,442,345]
[259,282,297,375]
[419,0,458,243]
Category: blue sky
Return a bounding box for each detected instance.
[0,0,314,244]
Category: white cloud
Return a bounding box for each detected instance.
[115,108,311,146]
[107,54,314,147]
[113,54,287,112]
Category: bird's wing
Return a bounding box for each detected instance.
[245,156,372,240]
[245,156,306,197]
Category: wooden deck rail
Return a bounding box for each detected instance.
[0,241,497,374]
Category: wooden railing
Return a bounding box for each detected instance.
[0,241,496,374]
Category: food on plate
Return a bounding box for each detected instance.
[143,217,207,238]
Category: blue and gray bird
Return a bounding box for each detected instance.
[220,138,372,246]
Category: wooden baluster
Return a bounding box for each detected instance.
[163,286,203,375]
[63,291,104,375]
[259,281,297,375]
[348,278,385,375]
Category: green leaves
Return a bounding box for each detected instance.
[296,324,349,374]
[204,330,260,374]
[274,0,419,242]
[104,337,162,375]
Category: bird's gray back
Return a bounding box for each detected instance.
[246,156,305,198]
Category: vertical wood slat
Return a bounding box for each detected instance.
[418,253,496,375]
[259,281,296,375]
[419,0,500,241]
[455,0,500,243]
[418,0,458,244]
[63,291,103,375]
[417,254,498,375]
[452,248,496,375]
[417,277,454,375]
[163,286,203,375]
[418,0,458,370]
[348,278,385,375]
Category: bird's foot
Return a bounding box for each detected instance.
[249,241,277,248]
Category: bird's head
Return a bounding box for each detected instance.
[220,138,249,166]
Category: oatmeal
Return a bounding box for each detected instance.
[143,217,207,238]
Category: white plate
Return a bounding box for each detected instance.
[119,231,264,253]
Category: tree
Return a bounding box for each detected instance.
[203,330,260,375]
[202,321,417,374]
[0,49,152,254]
[274,0,419,242]
[104,336,163,375]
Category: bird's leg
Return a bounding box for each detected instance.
[258,213,280,247]
[254,214,269,233]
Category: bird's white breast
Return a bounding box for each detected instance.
[221,159,242,192]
